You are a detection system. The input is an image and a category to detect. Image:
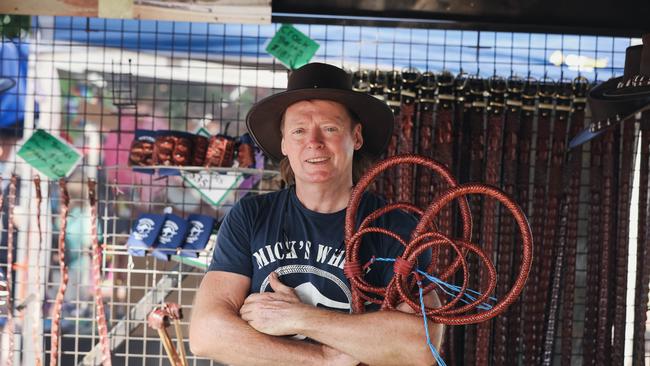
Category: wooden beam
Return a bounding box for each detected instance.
[0,0,98,17]
[0,0,270,24]
[132,4,270,24]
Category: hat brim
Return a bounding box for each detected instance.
[569,76,650,149]
[590,75,650,100]
[246,88,394,162]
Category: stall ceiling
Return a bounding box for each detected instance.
[273,0,650,37]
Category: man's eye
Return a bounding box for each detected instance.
[292,129,304,135]
[325,127,338,132]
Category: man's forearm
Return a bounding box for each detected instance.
[295,307,442,366]
[190,307,329,366]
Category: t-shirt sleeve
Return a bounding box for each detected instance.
[207,199,254,277]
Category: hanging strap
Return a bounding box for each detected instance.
[493,75,522,366]
[541,81,572,366]
[397,71,420,203]
[415,72,438,210]
[632,111,650,365]
[520,77,542,366]
[595,128,616,365]
[582,132,603,366]
[609,105,637,364]
[560,78,587,366]
[383,71,401,203]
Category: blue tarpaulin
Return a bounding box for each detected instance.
[0,40,28,132]
[41,16,628,81]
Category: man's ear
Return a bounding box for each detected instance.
[280,134,287,156]
[353,123,363,150]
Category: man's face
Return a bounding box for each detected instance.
[280,100,363,186]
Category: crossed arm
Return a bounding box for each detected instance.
[189,271,443,366]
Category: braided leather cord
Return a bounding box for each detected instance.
[433,75,457,364]
[519,79,540,366]
[611,113,636,365]
[88,181,112,365]
[50,180,70,366]
[32,176,44,366]
[475,77,505,366]
[383,71,402,203]
[632,112,650,365]
[492,76,522,366]
[415,73,437,211]
[6,176,17,366]
[540,82,572,366]
[397,71,419,203]
[582,135,603,366]
[344,154,532,327]
[560,81,587,366]
[595,130,615,365]
[467,79,487,366]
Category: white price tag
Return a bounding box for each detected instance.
[181,170,243,206]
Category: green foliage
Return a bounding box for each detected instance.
[0,14,30,39]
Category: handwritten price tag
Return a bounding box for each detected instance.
[266,24,319,70]
[181,170,243,206]
[17,129,82,179]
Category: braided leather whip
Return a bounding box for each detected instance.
[50,179,70,366]
[88,180,112,365]
[633,112,650,365]
[6,175,17,366]
[343,155,532,329]
[33,176,44,366]
[559,79,587,366]
[493,75,523,366]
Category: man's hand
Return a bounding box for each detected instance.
[240,272,309,336]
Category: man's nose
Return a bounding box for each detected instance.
[306,129,324,148]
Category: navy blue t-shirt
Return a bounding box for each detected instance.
[209,187,419,312]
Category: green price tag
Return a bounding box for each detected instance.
[266,24,320,70]
[17,129,82,179]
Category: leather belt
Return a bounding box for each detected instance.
[560,79,588,366]
[519,78,540,366]
[541,82,572,366]
[432,73,456,278]
[397,70,420,203]
[596,128,615,366]
[383,71,402,203]
[493,76,523,366]
[415,72,437,211]
[583,134,603,366]
[633,111,650,365]
[467,77,489,366]
[475,77,506,366]
[611,104,636,365]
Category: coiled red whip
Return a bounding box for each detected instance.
[50,179,70,366]
[5,175,17,366]
[88,180,112,365]
[344,154,533,326]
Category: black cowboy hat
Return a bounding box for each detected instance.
[570,35,650,148]
[246,63,394,162]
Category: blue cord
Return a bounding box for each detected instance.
[418,281,446,366]
[367,256,499,365]
[371,257,496,310]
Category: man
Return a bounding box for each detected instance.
[190,63,443,366]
